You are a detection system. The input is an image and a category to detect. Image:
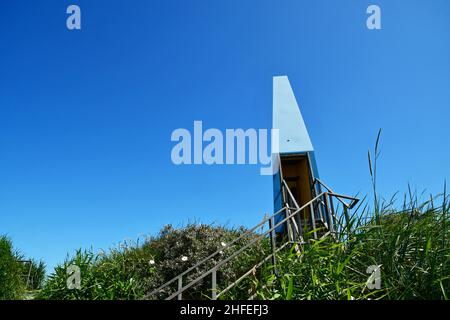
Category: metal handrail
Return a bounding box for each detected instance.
[282,179,300,209]
[162,192,328,300]
[145,206,287,299]
[146,178,300,299]
[18,260,32,289]
[216,241,292,298]
[164,207,303,300]
[314,178,360,209]
[146,179,358,300]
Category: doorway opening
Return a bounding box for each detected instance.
[280,154,315,229]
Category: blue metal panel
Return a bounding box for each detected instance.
[273,76,313,155]
[272,76,320,233]
[273,168,284,233]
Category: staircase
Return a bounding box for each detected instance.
[145,179,359,300]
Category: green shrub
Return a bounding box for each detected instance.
[0,235,25,299]
[254,198,450,300]
[35,197,450,300]
[37,249,123,300]
[38,224,269,300]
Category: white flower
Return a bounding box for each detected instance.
[181,256,188,262]
[221,242,227,247]
[149,259,155,265]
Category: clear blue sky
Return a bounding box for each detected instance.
[1,1,449,271]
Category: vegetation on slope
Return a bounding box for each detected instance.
[0,235,45,299]
[252,131,449,300]
[254,199,449,300]
[4,131,449,300]
[37,224,268,300]
[0,236,24,299]
[34,189,449,301]
[3,192,449,300]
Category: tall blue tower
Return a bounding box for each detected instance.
[272,76,323,236]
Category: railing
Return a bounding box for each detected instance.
[145,180,359,300]
[18,260,32,289]
[314,178,359,210]
[314,178,360,228]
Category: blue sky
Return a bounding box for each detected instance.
[1,1,449,271]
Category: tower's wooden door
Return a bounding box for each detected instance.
[280,155,314,228]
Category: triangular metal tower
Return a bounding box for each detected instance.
[272,76,322,236]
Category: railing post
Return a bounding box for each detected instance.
[343,207,350,227]
[296,210,303,241]
[310,203,317,239]
[318,197,325,224]
[177,276,183,300]
[285,207,294,242]
[282,181,297,242]
[211,268,217,300]
[320,193,328,228]
[329,195,337,233]
[268,216,277,273]
[324,193,335,234]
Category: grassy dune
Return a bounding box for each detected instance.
[2,132,449,300]
[1,191,449,300]
[253,196,449,300]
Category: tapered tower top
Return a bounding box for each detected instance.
[273,76,313,154]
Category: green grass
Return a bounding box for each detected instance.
[0,236,45,299]
[6,131,450,300]
[37,224,269,300]
[35,189,449,300]
[5,191,449,300]
[253,197,449,300]
[252,130,449,300]
[0,235,25,299]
